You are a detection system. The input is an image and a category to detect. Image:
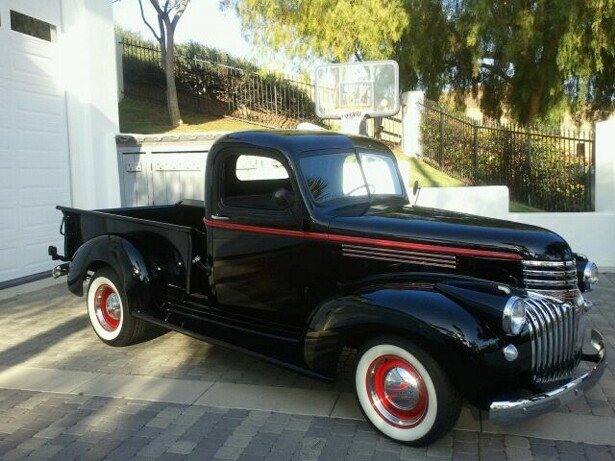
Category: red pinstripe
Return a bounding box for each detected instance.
[203,218,522,260]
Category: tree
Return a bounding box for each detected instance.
[227,0,614,125]
[138,0,190,127]
[221,0,408,63]
[398,0,615,125]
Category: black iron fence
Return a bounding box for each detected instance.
[418,99,595,212]
[190,57,320,128]
[119,37,404,143]
[120,37,320,128]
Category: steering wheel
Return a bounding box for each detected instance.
[346,183,376,196]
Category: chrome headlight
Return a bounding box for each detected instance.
[583,261,599,285]
[503,297,527,335]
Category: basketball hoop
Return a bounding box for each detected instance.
[313,60,399,138]
[339,111,368,135]
[314,60,400,120]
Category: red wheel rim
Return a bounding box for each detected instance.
[94,284,121,331]
[365,355,428,428]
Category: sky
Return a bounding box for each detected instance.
[113,1,253,61]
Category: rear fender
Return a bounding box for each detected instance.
[304,283,508,401]
[67,235,150,312]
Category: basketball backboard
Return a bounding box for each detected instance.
[314,60,400,119]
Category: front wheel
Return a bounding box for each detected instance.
[354,337,461,446]
[87,268,150,346]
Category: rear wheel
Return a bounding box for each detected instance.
[87,268,150,346]
[354,337,461,446]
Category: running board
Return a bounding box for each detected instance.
[133,310,333,383]
[164,301,303,344]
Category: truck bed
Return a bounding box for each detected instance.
[58,200,207,293]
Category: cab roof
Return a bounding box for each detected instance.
[215,130,391,158]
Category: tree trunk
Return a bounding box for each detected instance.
[165,31,182,128]
[158,17,166,70]
[526,85,543,125]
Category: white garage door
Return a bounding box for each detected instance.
[0,1,71,284]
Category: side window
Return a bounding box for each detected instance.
[221,152,293,211]
[235,155,289,181]
[10,11,57,42]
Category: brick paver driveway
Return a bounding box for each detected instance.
[1,389,613,461]
[0,274,614,459]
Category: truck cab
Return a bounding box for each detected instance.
[50,130,606,446]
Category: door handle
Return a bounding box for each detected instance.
[210,214,230,220]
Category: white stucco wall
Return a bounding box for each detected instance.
[418,186,510,218]
[0,0,119,285]
[60,0,120,210]
[401,91,424,157]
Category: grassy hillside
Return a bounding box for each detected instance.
[119,96,262,134]
[407,157,465,188]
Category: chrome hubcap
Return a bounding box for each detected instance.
[383,367,420,410]
[106,293,121,320]
[366,355,429,428]
[93,284,121,332]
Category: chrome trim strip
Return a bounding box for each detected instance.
[565,302,573,364]
[522,260,576,267]
[526,289,581,303]
[342,244,457,262]
[342,250,457,269]
[522,269,577,277]
[342,244,458,269]
[489,329,606,425]
[524,279,578,287]
[342,250,456,265]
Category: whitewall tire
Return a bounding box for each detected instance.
[86,268,150,346]
[354,338,461,446]
[87,275,124,342]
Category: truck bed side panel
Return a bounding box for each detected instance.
[59,206,202,293]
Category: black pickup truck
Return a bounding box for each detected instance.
[49,130,606,445]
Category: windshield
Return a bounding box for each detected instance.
[300,150,405,205]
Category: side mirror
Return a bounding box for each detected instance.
[412,180,421,196]
[272,188,295,210]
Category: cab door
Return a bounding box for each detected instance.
[206,147,313,329]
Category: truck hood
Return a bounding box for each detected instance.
[328,205,573,261]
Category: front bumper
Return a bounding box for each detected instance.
[489,328,607,425]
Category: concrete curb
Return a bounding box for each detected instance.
[0,365,613,444]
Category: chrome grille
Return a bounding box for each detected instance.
[522,260,579,302]
[525,294,584,383]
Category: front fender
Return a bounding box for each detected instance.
[67,235,150,312]
[304,283,532,405]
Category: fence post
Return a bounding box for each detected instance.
[438,109,444,167]
[115,33,124,102]
[400,91,425,157]
[594,119,615,212]
[525,131,532,207]
[472,123,478,183]
[274,85,278,116]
